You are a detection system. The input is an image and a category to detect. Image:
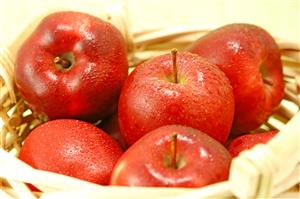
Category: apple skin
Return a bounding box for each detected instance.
[19,119,123,185]
[227,130,277,157]
[188,24,284,133]
[118,52,234,145]
[99,112,128,150]
[110,125,232,187]
[15,11,128,122]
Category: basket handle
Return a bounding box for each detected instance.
[229,112,300,198]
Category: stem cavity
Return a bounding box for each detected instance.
[54,52,74,70]
[54,57,71,69]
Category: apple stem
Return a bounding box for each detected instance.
[171,49,178,84]
[171,133,178,169]
[54,56,71,69]
[263,78,273,86]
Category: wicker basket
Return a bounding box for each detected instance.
[0,3,299,199]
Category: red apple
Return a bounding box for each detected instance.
[110,125,232,187]
[227,130,277,157]
[188,24,284,133]
[15,11,128,122]
[19,119,123,185]
[118,50,234,145]
[99,113,128,150]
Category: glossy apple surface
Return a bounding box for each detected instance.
[227,130,277,157]
[19,119,123,185]
[110,125,232,187]
[188,24,284,133]
[15,11,128,122]
[118,52,234,145]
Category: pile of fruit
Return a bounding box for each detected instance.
[15,11,284,189]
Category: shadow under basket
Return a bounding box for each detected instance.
[0,11,300,199]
